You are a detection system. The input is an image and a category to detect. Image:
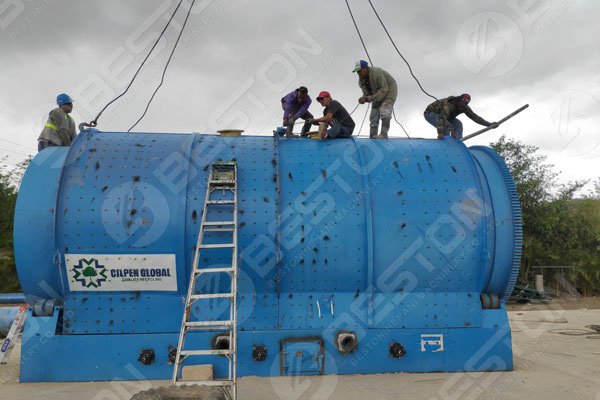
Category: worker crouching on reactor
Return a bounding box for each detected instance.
[310,91,355,140]
[424,93,498,139]
[281,86,313,138]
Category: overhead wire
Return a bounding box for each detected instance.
[0,146,33,157]
[85,0,186,128]
[344,0,373,65]
[344,0,416,139]
[0,137,36,151]
[366,0,437,101]
[128,0,196,132]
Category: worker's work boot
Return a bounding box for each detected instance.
[379,119,390,139]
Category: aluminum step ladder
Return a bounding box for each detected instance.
[172,161,238,399]
[0,306,27,364]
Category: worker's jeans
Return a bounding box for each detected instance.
[37,140,57,152]
[282,103,313,136]
[369,99,394,138]
[327,123,353,139]
[424,112,463,138]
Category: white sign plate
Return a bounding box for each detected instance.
[65,254,177,292]
[420,333,444,353]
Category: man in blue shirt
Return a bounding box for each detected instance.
[281,86,313,137]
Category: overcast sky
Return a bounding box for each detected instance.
[0,0,598,191]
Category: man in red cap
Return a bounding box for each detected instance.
[424,94,498,139]
[310,91,355,140]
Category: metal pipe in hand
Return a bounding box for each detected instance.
[462,104,529,142]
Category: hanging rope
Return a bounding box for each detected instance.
[344,0,373,65]
[81,0,186,130]
[392,110,411,138]
[366,0,437,101]
[356,104,370,137]
[128,0,196,132]
[344,0,413,139]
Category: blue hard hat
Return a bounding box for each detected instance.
[56,93,73,105]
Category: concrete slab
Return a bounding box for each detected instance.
[1,309,599,400]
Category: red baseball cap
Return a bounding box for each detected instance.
[316,91,330,100]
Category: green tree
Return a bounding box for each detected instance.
[0,157,27,292]
[490,136,599,294]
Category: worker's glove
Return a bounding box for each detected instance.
[358,96,367,104]
[489,122,499,129]
[306,118,314,124]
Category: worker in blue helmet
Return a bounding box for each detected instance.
[37,93,77,151]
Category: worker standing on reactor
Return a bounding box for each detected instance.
[281,86,313,138]
[354,60,397,139]
[424,94,498,139]
[37,93,77,151]
[310,91,355,140]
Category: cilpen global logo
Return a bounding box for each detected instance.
[71,258,108,288]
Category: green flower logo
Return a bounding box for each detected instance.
[72,258,108,288]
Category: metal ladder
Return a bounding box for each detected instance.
[0,306,27,364]
[172,161,238,399]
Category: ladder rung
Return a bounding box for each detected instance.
[198,243,234,249]
[185,320,234,329]
[174,380,234,387]
[203,227,235,232]
[194,267,234,274]
[206,200,235,204]
[203,221,235,226]
[190,293,234,300]
[209,180,235,185]
[179,349,232,356]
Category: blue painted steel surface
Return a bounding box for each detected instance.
[14,131,521,382]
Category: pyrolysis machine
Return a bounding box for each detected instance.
[14,130,521,381]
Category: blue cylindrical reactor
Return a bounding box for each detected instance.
[14,130,521,381]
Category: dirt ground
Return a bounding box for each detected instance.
[507,295,600,311]
[2,308,600,400]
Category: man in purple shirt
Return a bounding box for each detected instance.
[281,86,313,137]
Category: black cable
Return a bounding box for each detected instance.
[344,0,373,65]
[87,0,185,128]
[128,0,195,132]
[366,0,437,101]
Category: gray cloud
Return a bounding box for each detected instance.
[0,0,598,191]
